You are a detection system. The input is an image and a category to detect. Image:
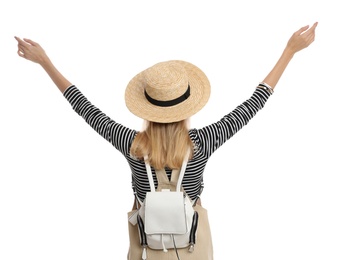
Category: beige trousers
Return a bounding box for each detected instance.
[127,204,213,260]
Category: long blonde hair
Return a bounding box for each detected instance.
[130,120,193,169]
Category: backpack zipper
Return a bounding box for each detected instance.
[188,211,199,252]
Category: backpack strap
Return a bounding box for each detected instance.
[175,150,190,191]
[144,150,190,192]
[144,155,156,192]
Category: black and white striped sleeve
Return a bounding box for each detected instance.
[63,85,137,155]
[194,88,272,157]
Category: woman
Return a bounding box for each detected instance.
[14,22,318,260]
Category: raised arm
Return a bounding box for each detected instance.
[195,22,318,156]
[260,22,318,90]
[14,36,137,154]
[14,36,71,93]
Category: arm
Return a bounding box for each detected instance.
[14,36,137,154]
[14,36,71,93]
[261,22,318,89]
[195,23,318,156]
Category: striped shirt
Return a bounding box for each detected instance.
[64,85,271,202]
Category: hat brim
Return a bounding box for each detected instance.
[125,60,211,123]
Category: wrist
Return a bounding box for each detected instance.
[282,47,295,60]
[39,55,52,68]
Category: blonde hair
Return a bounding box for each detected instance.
[130,120,193,169]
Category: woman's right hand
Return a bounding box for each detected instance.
[14,36,49,65]
[285,22,318,56]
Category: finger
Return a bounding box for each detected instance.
[23,38,38,46]
[17,49,25,58]
[302,23,318,39]
[14,36,30,50]
[308,22,318,32]
[303,22,318,37]
[295,25,310,35]
[14,36,26,45]
[303,31,316,47]
[308,32,316,43]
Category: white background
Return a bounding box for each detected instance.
[1,0,336,259]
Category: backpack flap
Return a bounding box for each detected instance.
[145,191,187,234]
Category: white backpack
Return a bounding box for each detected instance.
[129,152,199,260]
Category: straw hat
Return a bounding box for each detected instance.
[125,60,210,123]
